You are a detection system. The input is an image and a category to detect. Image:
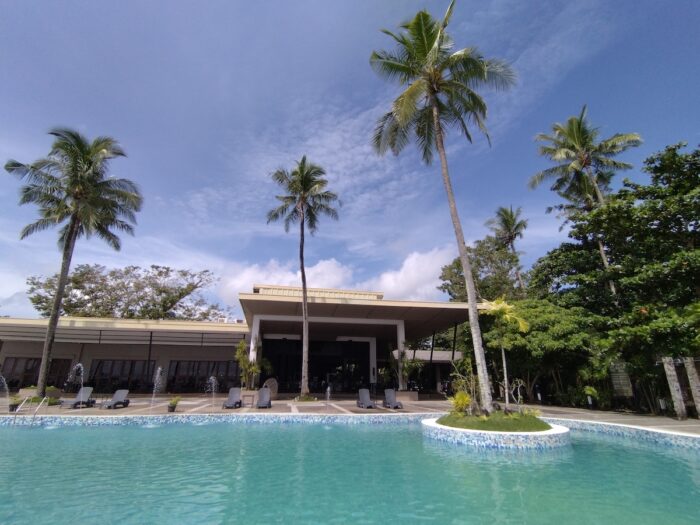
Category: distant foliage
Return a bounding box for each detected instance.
[27,264,228,321]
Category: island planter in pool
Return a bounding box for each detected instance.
[421,418,571,450]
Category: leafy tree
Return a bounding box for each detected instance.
[482,299,602,404]
[530,105,642,296]
[27,264,227,321]
[481,297,529,410]
[439,236,519,302]
[371,0,515,409]
[5,128,142,395]
[267,156,339,396]
[486,206,528,291]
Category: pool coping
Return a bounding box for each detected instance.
[2,412,699,449]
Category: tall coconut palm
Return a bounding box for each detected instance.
[267,156,339,396]
[370,0,515,410]
[530,105,641,295]
[486,206,528,291]
[5,128,142,396]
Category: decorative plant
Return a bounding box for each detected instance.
[449,391,472,415]
[168,396,181,408]
[10,395,21,405]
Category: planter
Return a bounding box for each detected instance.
[421,418,570,449]
[167,405,177,413]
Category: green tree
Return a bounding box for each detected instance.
[27,264,227,320]
[439,236,519,302]
[486,206,528,291]
[267,156,339,395]
[5,128,142,396]
[530,105,642,296]
[481,297,529,410]
[370,0,515,408]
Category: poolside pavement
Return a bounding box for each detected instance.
[6,394,700,435]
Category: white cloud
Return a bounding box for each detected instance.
[360,246,455,301]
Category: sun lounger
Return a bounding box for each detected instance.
[357,388,376,409]
[383,388,403,409]
[103,389,130,409]
[64,386,96,409]
[256,387,272,409]
[223,387,242,409]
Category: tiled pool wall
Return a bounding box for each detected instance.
[421,418,571,450]
[1,412,699,450]
[542,417,700,450]
[0,412,434,428]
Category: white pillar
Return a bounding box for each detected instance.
[397,321,405,391]
[249,315,260,363]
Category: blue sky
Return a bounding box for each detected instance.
[1,0,699,318]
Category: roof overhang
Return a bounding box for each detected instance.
[240,292,476,341]
[0,317,248,347]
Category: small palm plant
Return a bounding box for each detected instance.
[482,297,529,411]
[370,0,515,411]
[5,128,142,396]
[267,156,339,396]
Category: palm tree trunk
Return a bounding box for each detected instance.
[299,207,310,396]
[501,345,509,411]
[36,216,79,397]
[510,243,526,292]
[587,169,618,296]
[431,100,493,412]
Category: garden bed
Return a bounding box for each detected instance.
[437,411,551,432]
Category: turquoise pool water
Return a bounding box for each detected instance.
[1,422,698,524]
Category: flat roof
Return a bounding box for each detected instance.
[0,317,248,346]
[241,287,479,340]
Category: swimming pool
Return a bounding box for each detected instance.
[1,420,698,524]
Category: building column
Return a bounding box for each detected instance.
[249,315,260,363]
[397,321,405,391]
[683,357,700,418]
[662,356,687,420]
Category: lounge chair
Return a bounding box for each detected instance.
[223,387,242,409]
[64,387,96,409]
[357,388,376,409]
[383,389,403,409]
[103,389,130,409]
[256,387,271,409]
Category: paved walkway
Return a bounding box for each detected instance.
[7,395,700,435]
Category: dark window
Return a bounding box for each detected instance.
[88,359,155,393]
[1,357,72,390]
[167,360,239,393]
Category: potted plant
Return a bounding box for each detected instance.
[8,395,21,413]
[167,396,181,413]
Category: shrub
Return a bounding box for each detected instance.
[168,396,181,407]
[450,391,471,414]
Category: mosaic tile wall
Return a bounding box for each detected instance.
[421,418,571,450]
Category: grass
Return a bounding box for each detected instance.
[294,394,318,402]
[437,411,551,432]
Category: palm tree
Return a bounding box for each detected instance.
[530,105,641,295]
[267,156,339,396]
[5,128,143,396]
[486,206,528,291]
[370,0,515,411]
[482,297,528,411]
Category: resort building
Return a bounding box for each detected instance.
[0,285,471,394]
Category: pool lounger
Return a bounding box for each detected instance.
[256,387,272,409]
[223,387,243,409]
[383,389,403,409]
[102,389,130,409]
[357,388,376,409]
[63,386,96,409]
